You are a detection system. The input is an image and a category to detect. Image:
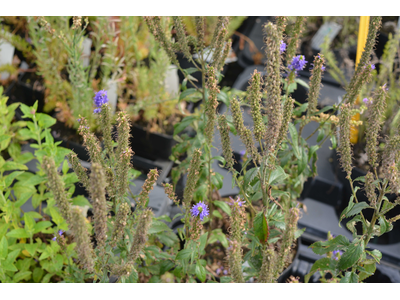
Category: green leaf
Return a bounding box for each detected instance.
[1,259,18,272]
[244,167,259,187]
[148,220,171,234]
[254,212,269,245]
[25,243,39,257]
[211,173,224,190]
[310,235,350,255]
[179,88,198,101]
[212,210,223,219]
[379,216,391,235]
[23,174,47,186]
[220,276,232,283]
[366,249,382,263]
[199,232,208,252]
[174,115,196,135]
[214,200,231,216]
[295,228,306,239]
[0,236,8,260]
[36,113,56,128]
[34,221,53,234]
[72,195,92,208]
[268,166,288,185]
[359,262,376,281]
[208,229,228,248]
[195,260,206,282]
[1,161,28,171]
[24,213,36,233]
[338,241,363,270]
[41,273,53,283]
[13,270,32,282]
[6,228,30,239]
[305,257,338,283]
[346,202,371,218]
[159,260,174,275]
[4,171,24,188]
[288,123,299,157]
[32,267,44,283]
[316,128,325,143]
[175,249,192,261]
[340,271,359,283]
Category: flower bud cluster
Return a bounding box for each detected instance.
[306,54,325,117]
[128,209,153,262]
[366,85,387,168]
[382,135,400,194]
[259,247,277,283]
[227,240,244,283]
[263,22,283,153]
[172,17,192,60]
[89,163,108,251]
[42,156,72,224]
[78,117,103,166]
[189,217,203,241]
[163,183,179,205]
[277,96,294,148]
[248,70,266,142]
[71,206,95,273]
[99,103,115,161]
[365,172,377,207]
[183,149,202,211]
[205,67,219,145]
[110,202,131,248]
[337,103,353,179]
[217,114,235,171]
[285,17,306,65]
[137,169,159,209]
[67,152,89,192]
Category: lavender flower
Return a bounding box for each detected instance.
[190,201,209,221]
[280,40,286,53]
[93,90,109,113]
[332,250,343,260]
[52,229,64,241]
[288,55,308,72]
[223,270,228,275]
[229,196,244,207]
[371,64,375,70]
[363,98,372,105]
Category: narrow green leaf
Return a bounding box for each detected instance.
[0,236,8,260]
[195,260,206,282]
[214,200,231,216]
[6,228,30,239]
[254,212,269,245]
[346,202,371,218]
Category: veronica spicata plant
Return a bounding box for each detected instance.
[40,94,181,282]
[304,17,400,283]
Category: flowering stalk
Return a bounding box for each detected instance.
[67,152,89,192]
[70,206,95,273]
[365,86,387,169]
[381,135,400,194]
[99,102,115,162]
[136,169,159,210]
[204,67,219,145]
[337,103,353,179]
[42,156,72,224]
[306,55,325,118]
[128,209,153,263]
[109,202,131,248]
[78,117,103,166]
[285,17,306,65]
[248,70,266,143]
[115,111,131,203]
[227,197,246,283]
[183,149,202,228]
[277,96,295,149]
[89,163,108,252]
[258,247,277,283]
[217,114,235,171]
[263,22,283,154]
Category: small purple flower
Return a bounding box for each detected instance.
[332,250,343,261]
[216,268,221,275]
[223,270,228,275]
[321,65,326,71]
[190,201,209,221]
[58,230,64,236]
[371,64,375,70]
[229,196,244,207]
[93,90,109,113]
[52,236,56,241]
[288,55,308,72]
[363,98,369,104]
[77,118,81,122]
[280,40,286,53]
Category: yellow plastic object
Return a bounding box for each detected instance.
[350,16,370,144]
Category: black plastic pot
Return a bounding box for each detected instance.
[331,149,400,244]
[130,123,176,161]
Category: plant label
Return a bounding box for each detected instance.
[0,39,15,80]
[81,38,92,68]
[311,22,342,51]
[164,64,180,98]
[106,79,118,113]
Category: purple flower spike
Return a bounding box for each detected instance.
[190,201,209,221]
[229,196,244,207]
[280,40,286,54]
[288,55,308,72]
[93,90,109,113]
